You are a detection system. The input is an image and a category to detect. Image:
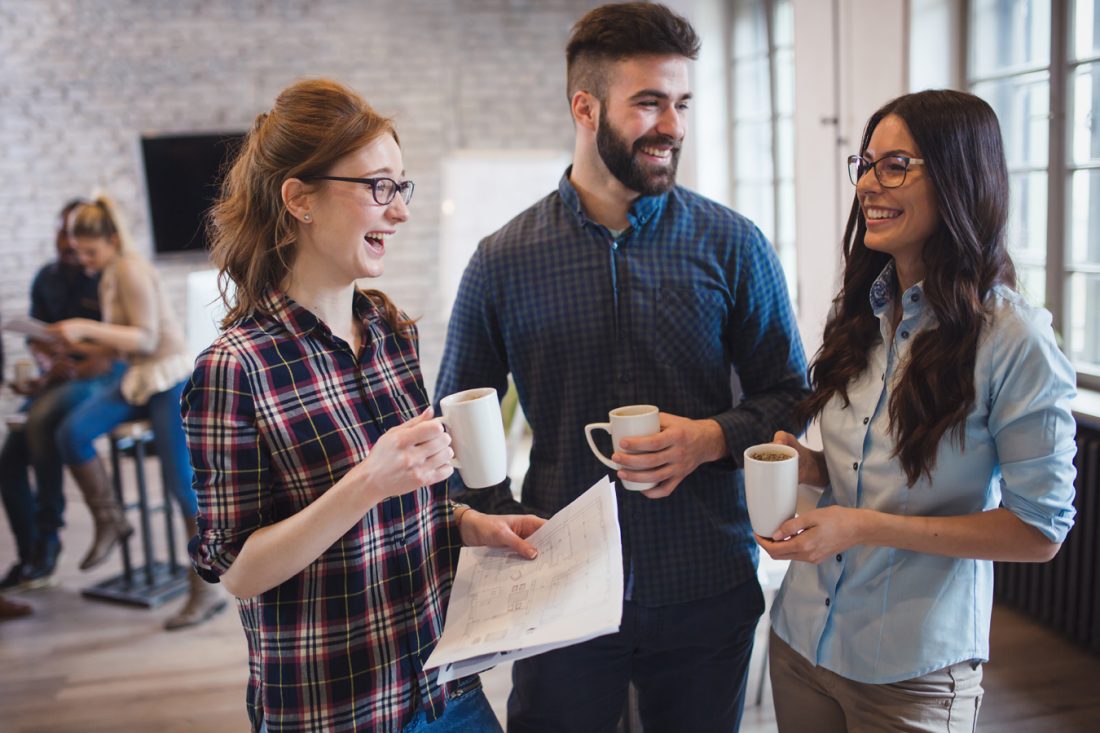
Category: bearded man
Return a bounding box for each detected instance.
[436,4,809,731]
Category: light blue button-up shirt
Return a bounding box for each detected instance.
[771,263,1077,684]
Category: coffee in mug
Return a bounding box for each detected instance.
[437,387,508,489]
[743,442,798,537]
[584,405,660,491]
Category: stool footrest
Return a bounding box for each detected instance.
[81,561,190,608]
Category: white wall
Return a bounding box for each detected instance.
[791,0,908,358]
[0,0,600,420]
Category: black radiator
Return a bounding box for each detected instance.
[993,422,1100,652]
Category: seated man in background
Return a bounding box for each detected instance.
[0,199,117,590]
[0,315,32,620]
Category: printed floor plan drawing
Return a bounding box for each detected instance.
[425,476,623,681]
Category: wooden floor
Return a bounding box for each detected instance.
[2,480,1099,731]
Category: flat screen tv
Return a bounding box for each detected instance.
[140,132,244,254]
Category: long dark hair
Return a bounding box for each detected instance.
[799,90,1017,486]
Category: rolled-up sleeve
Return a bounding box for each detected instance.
[182,343,271,581]
[989,306,1077,543]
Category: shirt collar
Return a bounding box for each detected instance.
[869,261,926,319]
[260,287,380,341]
[556,166,667,233]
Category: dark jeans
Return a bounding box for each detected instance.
[507,577,766,733]
[0,368,122,563]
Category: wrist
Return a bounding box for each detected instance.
[702,419,728,462]
[451,500,472,528]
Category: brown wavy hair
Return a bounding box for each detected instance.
[209,78,414,335]
[799,90,1017,486]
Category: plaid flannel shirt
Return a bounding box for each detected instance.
[185,288,476,732]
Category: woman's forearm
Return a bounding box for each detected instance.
[80,319,156,355]
[860,506,1060,562]
[219,472,382,598]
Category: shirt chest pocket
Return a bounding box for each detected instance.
[646,284,728,366]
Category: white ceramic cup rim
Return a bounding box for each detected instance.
[743,443,798,463]
[610,404,658,418]
[440,387,496,407]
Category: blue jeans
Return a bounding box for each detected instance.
[507,577,765,733]
[55,374,197,517]
[0,365,123,563]
[256,690,500,733]
[401,689,502,733]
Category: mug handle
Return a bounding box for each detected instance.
[584,422,620,470]
[433,416,462,470]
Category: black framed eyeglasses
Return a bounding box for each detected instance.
[847,154,925,188]
[303,175,415,205]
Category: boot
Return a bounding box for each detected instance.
[69,457,132,571]
[164,515,228,631]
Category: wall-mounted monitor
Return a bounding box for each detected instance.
[140,132,244,255]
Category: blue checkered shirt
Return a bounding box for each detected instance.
[436,170,809,606]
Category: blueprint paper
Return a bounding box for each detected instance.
[425,476,623,681]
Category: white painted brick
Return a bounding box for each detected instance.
[0,0,599,419]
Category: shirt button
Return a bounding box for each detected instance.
[901,330,910,339]
[610,241,619,250]
[910,293,920,303]
[836,554,843,562]
[825,598,831,607]
[852,462,858,470]
[862,417,869,425]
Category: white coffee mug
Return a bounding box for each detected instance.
[437,387,508,489]
[584,405,660,491]
[743,442,799,537]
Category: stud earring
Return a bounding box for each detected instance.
[303,213,312,222]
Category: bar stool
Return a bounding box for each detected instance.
[81,419,190,607]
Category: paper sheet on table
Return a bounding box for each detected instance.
[425,475,623,683]
[3,316,54,342]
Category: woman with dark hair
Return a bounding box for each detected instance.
[759,90,1077,731]
[185,78,543,732]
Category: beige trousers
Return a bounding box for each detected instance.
[769,631,983,733]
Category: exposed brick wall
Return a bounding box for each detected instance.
[0,0,596,420]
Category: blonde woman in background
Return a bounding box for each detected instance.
[48,196,227,630]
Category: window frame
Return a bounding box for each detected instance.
[963,0,1099,390]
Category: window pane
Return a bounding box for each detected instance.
[1069,272,1100,367]
[777,178,797,252]
[775,48,795,117]
[777,117,795,178]
[1070,170,1100,266]
[1072,62,1100,163]
[1074,0,1100,60]
[732,56,772,119]
[734,180,775,241]
[732,0,768,59]
[773,0,794,48]
[972,73,1050,168]
[733,120,773,180]
[1016,264,1047,307]
[1007,170,1048,265]
[969,0,1050,77]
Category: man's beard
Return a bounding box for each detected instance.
[596,117,680,196]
